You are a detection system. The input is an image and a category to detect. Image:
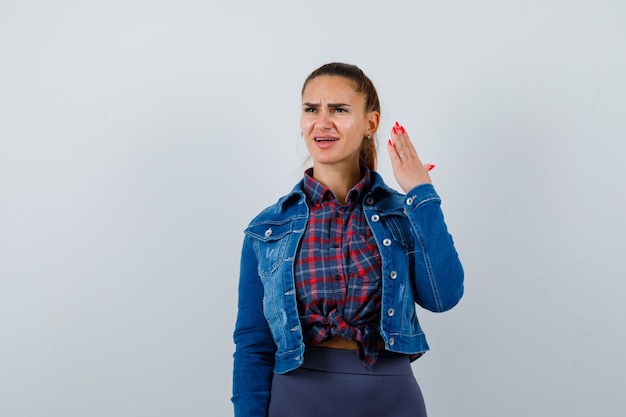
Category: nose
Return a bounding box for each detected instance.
[315,111,333,130]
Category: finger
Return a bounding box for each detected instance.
[388,138,410,165]
[399,125,419,159]
[392,122,418,160]
[387,138,402,164]
[390,126,408,161]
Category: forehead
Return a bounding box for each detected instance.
[302,76,363,102]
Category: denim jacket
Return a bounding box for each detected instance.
[232,171,464,417]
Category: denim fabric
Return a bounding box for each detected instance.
[232,171,464,417]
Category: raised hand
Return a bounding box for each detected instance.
[386,121,434,193]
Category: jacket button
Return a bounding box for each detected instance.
[382,238,392,246]
[387,308,395,316]
[371,214,380,222]
[366,196,375,205]
[264,228,272,237]
[389,271,397,279]
[406,196,414,205]
[388,338,395,346]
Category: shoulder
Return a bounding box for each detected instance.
[368,171,407,209]
[246,181,308,227]
[369,171,441,208]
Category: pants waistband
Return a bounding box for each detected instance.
[301,346,413,376]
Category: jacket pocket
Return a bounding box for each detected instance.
[382,214,413,249]
[245,219,294,277]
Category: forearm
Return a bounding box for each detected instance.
[232,331,275,417]
[404,184,464,312]
[232,237,276,417]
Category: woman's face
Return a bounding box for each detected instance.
[300,76,378,169]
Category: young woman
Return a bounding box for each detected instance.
[232,63,464,417]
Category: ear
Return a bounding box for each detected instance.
[365,110,380,136]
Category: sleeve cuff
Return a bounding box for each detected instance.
[404,183,441,208]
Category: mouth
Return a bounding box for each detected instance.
[314,136,339,142]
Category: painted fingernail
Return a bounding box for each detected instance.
[394,121,400,128]
[428,164,436,171]
[400,125,406,134]
[392,125,398,134]
[387,139,393,146]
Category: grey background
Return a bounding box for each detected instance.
[1,1,625,416]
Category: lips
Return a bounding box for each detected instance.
[315,137,339,142]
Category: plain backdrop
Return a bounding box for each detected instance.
[1,1,625,416]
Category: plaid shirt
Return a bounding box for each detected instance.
[294,168,383,368]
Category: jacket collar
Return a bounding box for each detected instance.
[275,170,393,212]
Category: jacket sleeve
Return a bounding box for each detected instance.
[404,183,464,312]
[232,235,276,417]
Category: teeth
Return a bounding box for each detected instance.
[316,137,337,142]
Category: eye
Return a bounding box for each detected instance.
[333,107,347,113]
[303,106,317,113]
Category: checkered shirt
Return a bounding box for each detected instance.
[294,168,383,368]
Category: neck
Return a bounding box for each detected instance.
[311,162,363,204]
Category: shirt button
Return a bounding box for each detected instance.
[387,308,395,316]
[371,214,380,222]
[264,228,272,238]
[332,243,340,249]
[388,338,395,346]
[335,274,342,281]
[382,238,392,246]
[406,196,414,205]
[389,271,397,279]
[366,196,375,205]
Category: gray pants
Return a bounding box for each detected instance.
[268,346,427,417]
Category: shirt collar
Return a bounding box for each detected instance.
[302,167,372,207]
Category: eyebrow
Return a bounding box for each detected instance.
[302,102,351,108]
